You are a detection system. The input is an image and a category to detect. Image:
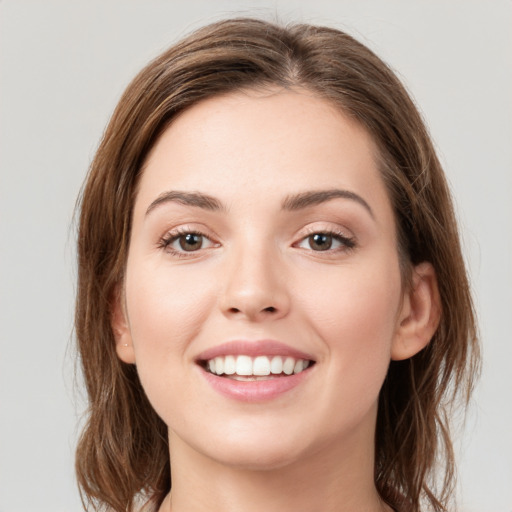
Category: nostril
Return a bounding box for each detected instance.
[223,305,281,318]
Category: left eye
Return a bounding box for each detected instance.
[297,232,354,252]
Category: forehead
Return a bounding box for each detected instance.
[136,88,392,221]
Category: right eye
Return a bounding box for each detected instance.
[173,232,206,252]
[158,229,218,257]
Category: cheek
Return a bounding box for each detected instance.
[125,260,216,346]
[300,257,401,336]
[123,261,217,415]
[296,259,402,399]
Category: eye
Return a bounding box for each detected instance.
[296,231,355,252]
[175,232,205,252]
[158,229,218,256]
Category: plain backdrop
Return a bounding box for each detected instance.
[0,1,511,511]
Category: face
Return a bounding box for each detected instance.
[115,88,417,470]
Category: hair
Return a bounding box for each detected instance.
[75,17,480,512]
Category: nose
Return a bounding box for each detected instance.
[219,243,290,322]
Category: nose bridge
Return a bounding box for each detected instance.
[220,234,289,320]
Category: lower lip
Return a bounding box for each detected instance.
[200,367,312,403]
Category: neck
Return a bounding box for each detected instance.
[162,411,390,512]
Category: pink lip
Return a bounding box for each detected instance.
[195,340,315,362]
[195,340,315,403]
[199,367,313,403]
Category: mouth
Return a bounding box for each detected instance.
[195,340,316,401]
[199,355,314,381]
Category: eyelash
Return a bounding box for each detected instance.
[157,227,356,258]
[157,227,217,258]
[295,229,356,253]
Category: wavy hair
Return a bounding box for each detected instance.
[75,17,480,512]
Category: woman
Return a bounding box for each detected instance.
[75,18,480,512]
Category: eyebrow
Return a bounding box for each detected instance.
[146,191,224,216]
[281,189,374,218]
[145,188,374,218]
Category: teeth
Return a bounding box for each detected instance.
[224,355,236,375]
[283,357,295,375]
[270,356,283,374]
[253,356,270,376]
[214,356,224,375]
[236,355,252,376]
[205,355,312,377]
[293,359,303,374]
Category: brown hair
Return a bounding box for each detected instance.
[75,17,480,512]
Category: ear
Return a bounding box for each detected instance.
[391,262,441,361]
[111,286,136,364]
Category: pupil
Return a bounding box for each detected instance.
[310,233,332,251]
[180,233,202,251]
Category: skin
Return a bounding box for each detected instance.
[112,88,440,512]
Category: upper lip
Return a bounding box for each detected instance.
[195,340,315,362]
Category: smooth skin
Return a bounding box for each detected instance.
[112,88,440,512]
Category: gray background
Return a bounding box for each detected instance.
[1,1,510,511]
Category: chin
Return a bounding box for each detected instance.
[150,386,318,472]
[206,441,306,472]
[173,417,315,472]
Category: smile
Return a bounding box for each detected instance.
[204,355,312,380]
[196,340,316,401]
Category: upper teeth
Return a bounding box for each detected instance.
[207,355,310,376]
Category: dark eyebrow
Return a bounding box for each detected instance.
[145,191,224,216]
[281,189,374,218]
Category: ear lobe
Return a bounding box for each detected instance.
[111,287,136,364]
[391,262,441,361]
